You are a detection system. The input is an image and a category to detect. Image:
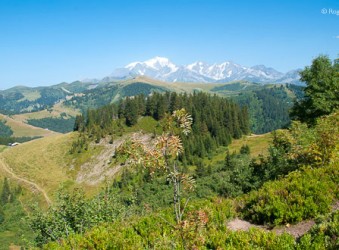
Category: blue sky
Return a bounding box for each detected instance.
[0,0,338,89]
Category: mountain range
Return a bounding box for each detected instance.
[103,56,301,84]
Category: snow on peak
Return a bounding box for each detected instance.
[125,56,178,72]
[109,57,299,84]
[144,56,177,70]
[125,61,142,69]
[145,56,170,66]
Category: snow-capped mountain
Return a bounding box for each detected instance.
[108,56,301,84]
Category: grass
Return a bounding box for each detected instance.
[1,132,106,204]
[0,114,56,137]
[0,231,21,250]
[12,102,80,123]
[1,133,79,201]
[126,116,162,134]
[22,90,41,101]
[125,76,222,94]
[228,133,272,157]
[0,145,7,153]
[201,133,272,169]
[129,76,266,97]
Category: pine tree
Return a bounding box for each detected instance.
[124,97,139,126]
[223,150,232,171]
[73,115,85,132]
[195,161,205,178]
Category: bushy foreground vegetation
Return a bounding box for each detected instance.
[0,178,34,248]
[240,163,338,225]
[42,194,339,250]
[29,188,133,247]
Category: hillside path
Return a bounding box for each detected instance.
[227,201,339,238]
[0,155,52,206]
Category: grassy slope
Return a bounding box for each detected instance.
[0,132,106,202]
[228,133,272,157]
[0,114,56,137]
[12,102,80,123]
[0,100,79,138]
[0,145,6,153]
[128,76,266,97]
[202,133,272,168]
[0,132,102,249]
[125,76,221,93]
[1,134,77,201]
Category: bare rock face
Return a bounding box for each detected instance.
[76,132,153,185]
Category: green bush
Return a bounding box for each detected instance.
[239,163,339,225]
[298,210,339,250]
[206,228,295,250]
[42,198,235,249]
[29,187,131,247]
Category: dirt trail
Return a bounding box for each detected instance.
[0,155,52,206]
[227,219,267,231]
[227,201,339,238]
[227,218,315,238]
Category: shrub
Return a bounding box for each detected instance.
[298,210,339,250]
[239,163,339,225]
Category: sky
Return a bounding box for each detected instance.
[0,0,338,89]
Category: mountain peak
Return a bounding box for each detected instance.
[146,56,170,64]
[125,56,176,71]
[144,56,174,69]
[110,58,300,84]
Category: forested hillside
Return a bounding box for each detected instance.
[234,85,299,133]
[73,92,250,164]
[0,81,95,115]
[27,117,76,133]
[0,87,66,114]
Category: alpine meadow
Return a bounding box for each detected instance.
[0,1,338,249]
